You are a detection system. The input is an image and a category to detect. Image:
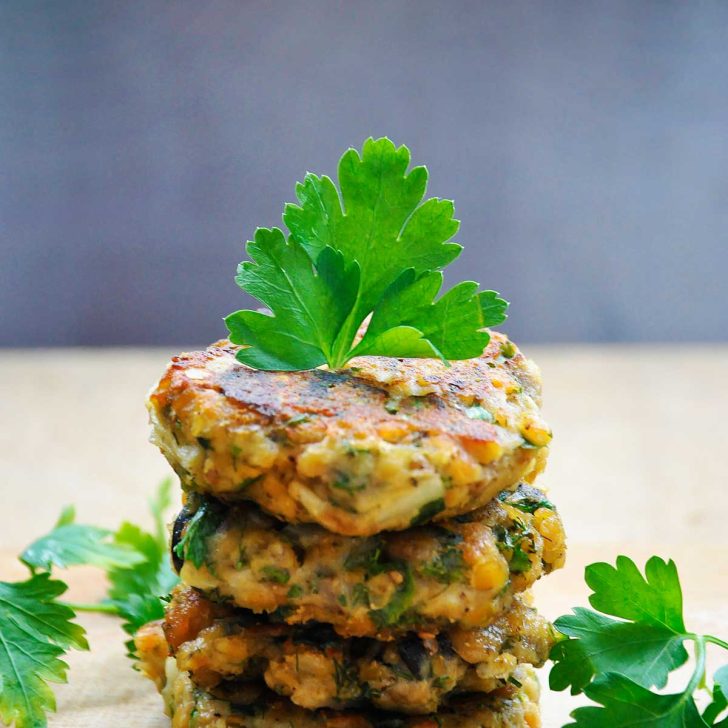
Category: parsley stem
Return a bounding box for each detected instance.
[330,306,363,369]
[704,634,728,652]
[62,601,119,615]
[685,635,707,700]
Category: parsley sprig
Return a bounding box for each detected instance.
[225,137,508,371]
[0,480,178,728]
[550,555,728,727]
[0,574,88,728]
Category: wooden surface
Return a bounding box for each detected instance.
[2,344,728,727]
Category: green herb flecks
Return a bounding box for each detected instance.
[369,566,415,629]
[494,522,533,574]
[284,413,311,426]
[332,474,366,494]
[225,138,508,371]
[260,566,290,585]
[333,659,358,698]
[236,475,262,491]
[351,583,370,607]
[173,496,227,570]
[499,489,555,514]
[465,405,494,422]
[432,675,451,690]
[344,541,389,576]
[410,498,445,526]
[420,544,466,584]
[389,664,416,681]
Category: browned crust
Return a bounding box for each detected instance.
[150,332,539,446]
[158,593,552,714]
[148,333,550,535]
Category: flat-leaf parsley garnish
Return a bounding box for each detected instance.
[0,480,178,728]
[20,506,144,572]
[225,137,508,371]
[550,555,728,727]
[0,574,88,728]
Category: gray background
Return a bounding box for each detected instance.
[1,0,726,346]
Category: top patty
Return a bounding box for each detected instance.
[148,332,550,535]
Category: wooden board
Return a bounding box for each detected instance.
[2,344,728,726]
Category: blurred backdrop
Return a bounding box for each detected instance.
[1,0,726,347]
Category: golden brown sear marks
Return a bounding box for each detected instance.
[148,333,551,535]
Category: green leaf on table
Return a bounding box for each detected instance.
[226,137,508,370]
[105,522,178,658]
[0,573,88,728]
[551,607,688,693]
[704,666,728,726]
[104,479,179,658]
[712,665,728,700]
[566,672,709,728]
[551,555,728,728]
[586,555,685,632]
[20,507,145,572]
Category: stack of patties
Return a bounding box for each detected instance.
[135,330,565,727]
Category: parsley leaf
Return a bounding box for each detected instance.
[20,506,144,572]
[285,137,460,315]
[104,480,179,658]
[0,573,88,728]
[260,566,290,584]
[0,480,178,726]
[704,667,728,726]
[419,543,466,584]
[225,230,359,370]
[585,555,685,632]
[226,137,508,370]
[551,608,688,692]
[551,555,728,728]
[567,673,708,728]
[351,269,507,362]
[18,480,179,662]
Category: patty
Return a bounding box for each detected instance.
[172,484,565,637]
[137,594,551,714]
[148,333,550,536]
[140,660,541,728]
